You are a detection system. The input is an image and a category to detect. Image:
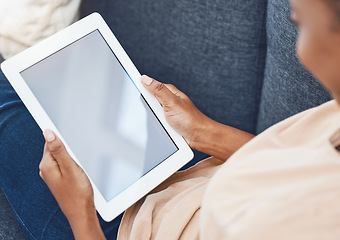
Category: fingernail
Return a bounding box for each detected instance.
[44,129,55,142]
[141,75,153,86]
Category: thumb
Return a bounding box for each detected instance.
[43,129,73,167]
[141,75,177,107]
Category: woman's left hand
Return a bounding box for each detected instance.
[39,129,105,239]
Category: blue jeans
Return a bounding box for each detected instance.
[0,69,122,239]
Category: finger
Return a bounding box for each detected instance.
[43,129,75,169]
[42,142,48,158]
[165,84,188,99]
[39,170,45,180]
[39,152,62,180]
[40,142,60,177]
[141,75,177,106]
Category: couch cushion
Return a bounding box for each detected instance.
[0,0,81,59]
[81,0,267,135]
[256,0,332,134]
[0,189,26,240]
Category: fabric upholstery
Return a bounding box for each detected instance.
[256,0,332,133]
[0,0,81,59]
[0,189,26,239]
[81,0,268,135]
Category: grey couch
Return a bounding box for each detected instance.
[0,190,26,239]
[0,0,332,238]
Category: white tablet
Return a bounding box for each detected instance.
[1,13,193,222]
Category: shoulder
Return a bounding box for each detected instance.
[200,100,340,239]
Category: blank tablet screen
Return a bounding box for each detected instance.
[20,30,178,202]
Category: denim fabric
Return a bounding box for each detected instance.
[0,69,122,239]
[256,0,332,133]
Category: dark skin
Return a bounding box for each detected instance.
[291,0,340,101]
[39,0,340,238]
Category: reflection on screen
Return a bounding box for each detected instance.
[21,30,178,202]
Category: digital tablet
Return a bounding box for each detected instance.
[1,13,193,222]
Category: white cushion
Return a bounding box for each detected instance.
[0,0,81,59]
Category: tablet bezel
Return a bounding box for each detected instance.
[1,13,193,222]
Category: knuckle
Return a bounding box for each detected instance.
[50,143,65,155]
[39,163,44,172]
[39,158,55,174]
[39,171,44,179]
[154,83,165,96]
[39,161,49,173]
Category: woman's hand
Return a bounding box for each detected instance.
[39,129,106,240]
[141,75,208,149]
[141,75,255,160]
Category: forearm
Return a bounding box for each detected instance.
[192,116,255,160]
[68,211,106,240]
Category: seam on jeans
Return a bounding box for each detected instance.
[254,0,269,134]
[2,189,38,240]
[40,207,60,239]
[0,104,22,131]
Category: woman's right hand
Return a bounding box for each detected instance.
[141,75,208,149]
[141,75,255,160]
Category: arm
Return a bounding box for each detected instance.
[39,130,106,240]
[39,75,253,239]
[193,117,254,160]
[141,75,254,160]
